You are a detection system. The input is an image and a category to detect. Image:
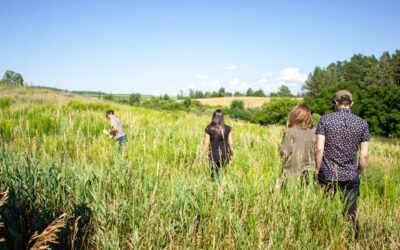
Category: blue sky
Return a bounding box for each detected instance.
[1,0,399,95]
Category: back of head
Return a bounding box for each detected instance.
[334,90,353,107]
[287,104,313,129]
[207,109,225,140]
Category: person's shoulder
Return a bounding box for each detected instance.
[285,127,297,137]
[205,125,211,134]
[352,114,368,126]
[321,111,336,120]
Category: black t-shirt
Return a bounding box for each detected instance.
[205,124,231,165]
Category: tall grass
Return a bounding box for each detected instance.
[0,93,399,248]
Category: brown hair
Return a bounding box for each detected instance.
[206,109,225,140]
[287,104,313,129]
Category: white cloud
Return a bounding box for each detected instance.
[257,78,267,83]
[221,65,238,71]
[258,68,307,94]
[199,80,221,91]
[187,67,307,95]
[277,67,307,82]
[195,74,208,79]
[228,78,252,92]
[262,72,274,77]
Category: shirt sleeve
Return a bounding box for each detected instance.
[361,121,370,142]
[280,131,292,158]
[315,116,325,135]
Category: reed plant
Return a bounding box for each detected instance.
[0,92,399,249]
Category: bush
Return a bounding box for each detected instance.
[0,97,13,109]
[230,100,252,121]
[253,98,301,125]
[129,93,141,106]
[103,94,114,100]
[67,101,113,112]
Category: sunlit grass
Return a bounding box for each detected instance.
[0,88,399,248]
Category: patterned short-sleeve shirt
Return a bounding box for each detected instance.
[316,107,369,181]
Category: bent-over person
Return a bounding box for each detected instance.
[106,110,127,146]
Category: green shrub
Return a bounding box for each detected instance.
[230,100,252,121]
[312,113,321,128]
[67,101,113,112]
[0,97,14,109]
[253,98,301,125]
[30,98,44,104]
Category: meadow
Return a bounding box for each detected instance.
[181,96,273,108]
[0,86,399,249]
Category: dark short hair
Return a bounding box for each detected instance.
[337,96,352,106]
[106,110,114,117]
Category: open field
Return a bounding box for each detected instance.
[184,96,303,108]
[0,86,399,248]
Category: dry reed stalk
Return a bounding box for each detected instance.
[71,216,81,247]
[27,213,67,250]
[0,188,8,208]
[0,188,9,243]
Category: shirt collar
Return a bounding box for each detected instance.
[337,107,352,113]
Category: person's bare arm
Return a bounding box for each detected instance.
[202,133,210,162]
[228,131,234,162]
[358,142,369,177]
[315,134,326,175]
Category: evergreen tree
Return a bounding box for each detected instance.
[378,51,393,86]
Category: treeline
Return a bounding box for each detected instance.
[177,85,296,99]
[303,50,400,137]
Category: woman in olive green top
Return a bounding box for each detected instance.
[280,104,316,179]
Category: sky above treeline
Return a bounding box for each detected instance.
[1,0,399,95]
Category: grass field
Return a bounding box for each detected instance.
[0,86,399,249]
[184,96,303,108]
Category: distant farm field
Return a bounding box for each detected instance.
[186,96,303,108]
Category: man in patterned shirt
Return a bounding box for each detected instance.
[315,90,369,232]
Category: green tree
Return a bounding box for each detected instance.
[253,98,301,125]
[253,89,266,97]
[277,85,292,97]
[229,100,251,121]
[392,50,400,85]
[303,66,339,98]
[233,91,244,97]
[378,51,393,86]
[183,98,191,108]
[129,93,141,106]
[218,87,226,97]
[345,54,379,89]
[1,70,24,86]
[360,85,400,137]
[163,94,170,100]
[246,88,254,96]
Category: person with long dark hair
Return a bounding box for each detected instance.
[202,109,234,181]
